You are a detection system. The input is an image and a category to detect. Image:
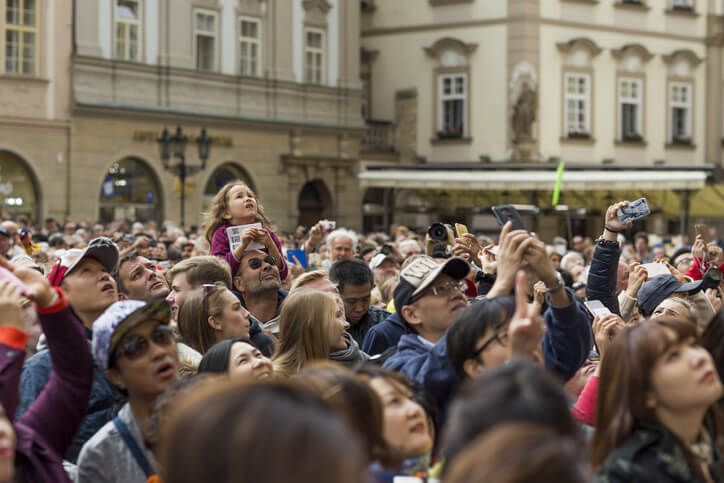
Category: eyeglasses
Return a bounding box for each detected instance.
[115,324,174,361]
[470,325,510,362]
[248,255,276,270]
[426,279,467,297]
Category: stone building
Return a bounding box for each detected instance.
[0,0,72,222]
[2,0,365,231]
[359,0,724,240]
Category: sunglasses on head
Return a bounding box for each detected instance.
[201,283,223,316]
[114,323,174,361]
[248,255,276,270]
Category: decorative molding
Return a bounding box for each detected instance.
[663,49,703,67]
[611,43,654,62]
[429,0,473,5]
[665,8,698,18]
[237,0,265,16]
[614,1,650,11]
[424,37,478,58]
[556,38,602,57]
[303,0,331,27]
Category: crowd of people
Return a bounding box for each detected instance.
[2,180,724,482]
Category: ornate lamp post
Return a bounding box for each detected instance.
[157,126,212,227]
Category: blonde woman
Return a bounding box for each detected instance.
[273,290,365,376]
[177,283,251,355]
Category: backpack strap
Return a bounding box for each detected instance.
[113,416,154,478]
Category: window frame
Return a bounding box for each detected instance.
[193,8,219,72]
[671,0,693,8]
[668,80,693,144]
[113,0,143,63]
[304,26,326,85]
[617,77,644,141]
[238,15,262,77]
[1,0,39,76]
[436,71,468,138]
[563,71,592,138]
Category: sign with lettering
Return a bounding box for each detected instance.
[132,131,233,147]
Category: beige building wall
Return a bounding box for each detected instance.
[0,0,73,222]
[70,0,365,230]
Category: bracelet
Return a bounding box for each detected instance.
[545,280,565,294]
[604,226,621,234]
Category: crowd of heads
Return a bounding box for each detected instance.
[3,186,724,482]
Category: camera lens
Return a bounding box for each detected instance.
[428,223,447,242]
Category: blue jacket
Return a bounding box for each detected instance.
[17,331,121,463]
[361,312,412,356]
[585,240,622,315]
[383,288,593,418]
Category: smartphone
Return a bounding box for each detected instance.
[584,300,611,318]
[491,205,527,232]
[488,245,500,256]
[0,266,28,295]
[455,223,469,238]
[640,262,671,279]
[321,220,336,231]
[696,224,708,241]
[617,198,650,224]
[286,248,308,269]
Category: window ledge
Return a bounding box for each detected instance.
[560,136,596,145]
[0,75,48,83]
[614,2,650,11]
[665,142,696,150]
[560,0,599,4]
[431,136,473,145]
[615,139,647,147]
[428,0,473,5]
[665,8,698,17]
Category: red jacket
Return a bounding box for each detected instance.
[685,257,724,281]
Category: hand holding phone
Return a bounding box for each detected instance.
[617,198,650,225]
[455,223,469,238]
[584,300,612,318]
[640,262,671,279]
[492,205,527,232]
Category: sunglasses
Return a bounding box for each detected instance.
[115,324,174,361]
[248,255,276,270]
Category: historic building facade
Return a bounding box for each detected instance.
[359,0,724,239]
[2,0,365,230]
[0,0,72,222]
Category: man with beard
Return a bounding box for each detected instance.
[114,251,169,301]
[233,250,288,338]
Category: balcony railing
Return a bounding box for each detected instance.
[362,119,396,153]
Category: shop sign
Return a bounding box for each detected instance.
[132,131,233,147]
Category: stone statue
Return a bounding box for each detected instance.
[512,84,537,144]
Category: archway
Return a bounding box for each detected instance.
[98,157,163,223]
[297,179,332,228]
[0,150,40,221]
[202,162,256,213]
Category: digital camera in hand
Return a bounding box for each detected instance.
[616,198,650,225]
[428,223,449,242]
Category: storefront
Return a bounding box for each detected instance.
[0,150,40,221]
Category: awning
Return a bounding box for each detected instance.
[359,168,709,191]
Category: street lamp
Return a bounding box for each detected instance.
[157,126,212,227]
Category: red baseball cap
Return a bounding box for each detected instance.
[48,237,119,287]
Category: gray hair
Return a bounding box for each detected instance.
[326,228,358,251]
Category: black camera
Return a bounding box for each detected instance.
[701,266,722,292]
[381,244,393,255]
[428,223,449,242]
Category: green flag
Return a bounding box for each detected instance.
[552,161,565,206]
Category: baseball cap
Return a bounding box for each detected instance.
[393,256,469,316]
[47,237,119,287]
[0,227,11,239]
[92,299,171,371]
[369,252,400,270]
[637,274,703,317]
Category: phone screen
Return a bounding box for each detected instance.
[640,263,671,279]
[491,205,527,232]
[584,300,611,318]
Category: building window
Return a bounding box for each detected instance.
[239,17,261,76]
[619,78,642,141]
[670,82,692,144]
[564,73,591,138]
[194,9,217,72]
[671,0,693,10]
[4,0,37,74]
[437,73,466,138]
[115,0,141,62]
[304,28,325,84]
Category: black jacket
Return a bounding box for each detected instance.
[586,240,622,315]
[348,306,390,347]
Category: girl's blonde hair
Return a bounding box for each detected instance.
[202,180,272,246]
[272,290,338,377]
[177,283,229,354]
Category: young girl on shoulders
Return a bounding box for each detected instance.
[203,181,287,280]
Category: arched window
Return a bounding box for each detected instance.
[99,157,162,223]
[297,179,332,228]
[202,162,256,213]
[0,150,39,220]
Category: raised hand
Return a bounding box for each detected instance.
[508,271,546,364]
[592,313,625,360]
[487,222,534,298]
[481,245,497,275]
[625,263,648,298]
[692,235,705,260]
[0,255,56,308]
[604,201,633,233]
[0,280,25,331]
